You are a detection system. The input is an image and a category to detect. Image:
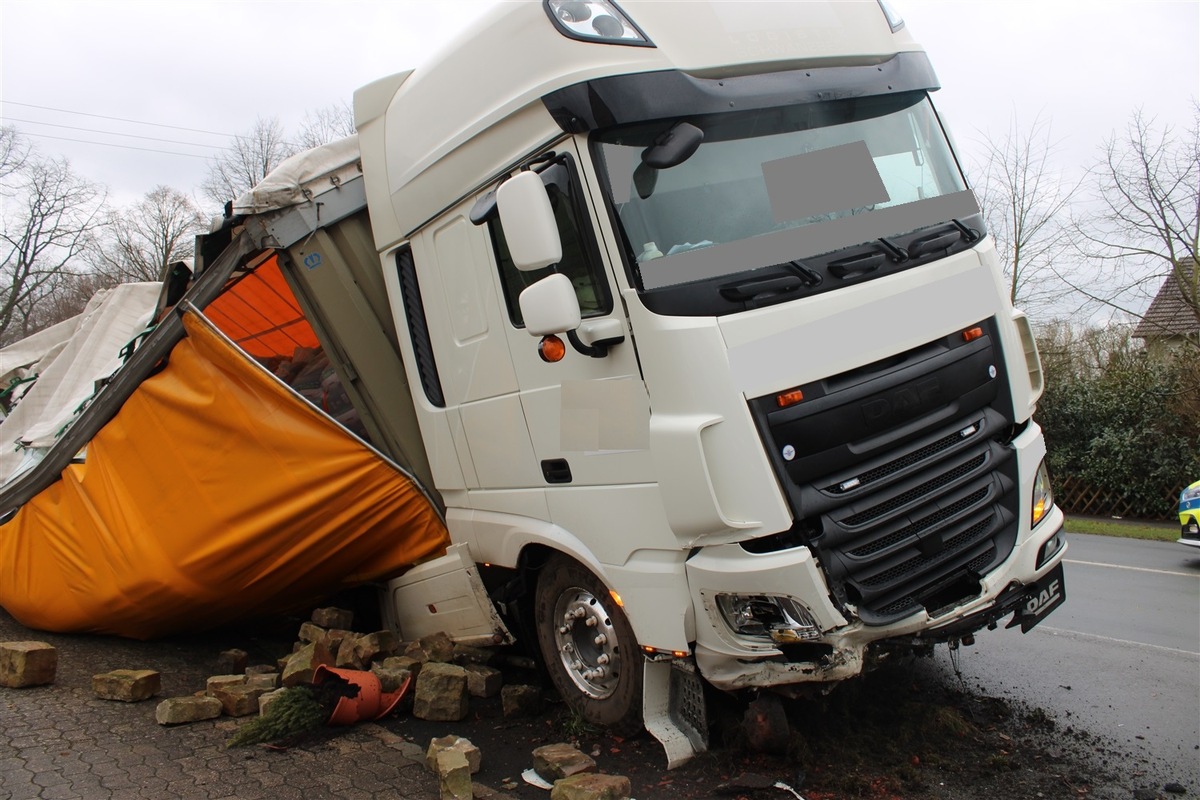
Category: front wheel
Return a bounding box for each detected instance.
[534,555,643,735]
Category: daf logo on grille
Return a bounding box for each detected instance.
[861,377,942,430]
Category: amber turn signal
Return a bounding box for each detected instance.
[538,335,566,363]
[962,326,984,343]
[776,389,804,408]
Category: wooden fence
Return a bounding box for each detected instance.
[1053,475,1183,522]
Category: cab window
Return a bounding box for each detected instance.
[487,157,611,327]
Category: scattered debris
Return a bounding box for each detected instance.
[436,747,474,799]
[533,743,598,781]
[414,662,470,721]
[216,648,248,673]
[549,771,632,800]
[156,695,222,725]
[427,735,483,775]
[92,669,161,702]
[0,640,57,687]
[501,684,543,718]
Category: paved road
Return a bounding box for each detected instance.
[919,532,1200,790]
[3,531,1197,799]
[0,612,443,800]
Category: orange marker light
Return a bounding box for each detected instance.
[776,389,804,408]
[539,334,566,363]
[609,590,625,607]
[962,326,984,343]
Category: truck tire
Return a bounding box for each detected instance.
[534,555,643,735]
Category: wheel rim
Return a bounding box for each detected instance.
[551,586,622,699]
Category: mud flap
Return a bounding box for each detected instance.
[643,659,708,768]
[382,543,513,647]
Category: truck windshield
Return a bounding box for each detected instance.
[593,92,977,304]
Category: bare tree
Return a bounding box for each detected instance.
[90,186,206,283]
[0,126,31,186]
[200,116,298,209]
[971,115,1080,318]
[1071,107,1199,332]
[0,137,108,346]
[297,101,356,149]
[22,270,118,337]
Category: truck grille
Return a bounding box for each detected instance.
[749,319,1020,626]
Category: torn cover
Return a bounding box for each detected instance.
[0,310,449,639]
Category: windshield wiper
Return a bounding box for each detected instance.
[951,218,981,243]
[876,236,910,262]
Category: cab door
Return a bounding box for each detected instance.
[480,142,653,490]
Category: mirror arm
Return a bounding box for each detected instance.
[566,329,625,358]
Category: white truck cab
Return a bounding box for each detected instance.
[343,0,1067,763]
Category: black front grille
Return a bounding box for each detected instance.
[840,453,987,527]
[749,319,1020,626]
[850,487,990,557]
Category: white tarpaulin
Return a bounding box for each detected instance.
[0,282,161,485]
[232,134,360,215]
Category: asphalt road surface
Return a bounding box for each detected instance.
[918,531,1200,789]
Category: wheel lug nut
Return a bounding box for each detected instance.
[585,616,598,627]
[597,654,610,665]
[558,625,569,635]
[593,634,607,646]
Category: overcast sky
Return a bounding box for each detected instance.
[2,0,1197,214]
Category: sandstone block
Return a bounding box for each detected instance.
[436,748,473,800]
[354,630,399,664]
[402,641,432,665]
[156,695,222,725]
[298,622,328,644]
[533,743,596,781]
[549,773,631,800]
[258,688,284,716]
[245,663,278,676]
[413,662,468,721]
[216,648,248,674]
[452,643,494,665]
[370,664,411,693]
[312,606,354,630]
[426,735,481,774]
[380,656,421,684]
[245,672,279,691]
[501,684,542,718]
[418,631,456,663]
[336,635,364,669]
[463,663,502,698]
[206,674,246,695]
[281,641,334,687]
[92,669,160,702]
[325,628,353,654]
[0,641,57,688]
[212,684,266,717]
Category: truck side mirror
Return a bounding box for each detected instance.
[519,273,581,336]
[497,170,563,271]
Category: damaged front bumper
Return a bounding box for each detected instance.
[687,505,1066,692]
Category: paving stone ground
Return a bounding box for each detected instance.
[0,608,441,800]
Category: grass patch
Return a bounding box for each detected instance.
[1063,515,1177,541]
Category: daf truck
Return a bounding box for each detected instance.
[0,0,1067,765]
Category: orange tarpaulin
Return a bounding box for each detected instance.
[203,255,319,359]
[0,310,449,638]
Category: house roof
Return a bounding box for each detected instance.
[1133,262,1200,340]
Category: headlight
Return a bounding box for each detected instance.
[715,594,821,643]
[544,1,652,46]
[1031,459,1054,528]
